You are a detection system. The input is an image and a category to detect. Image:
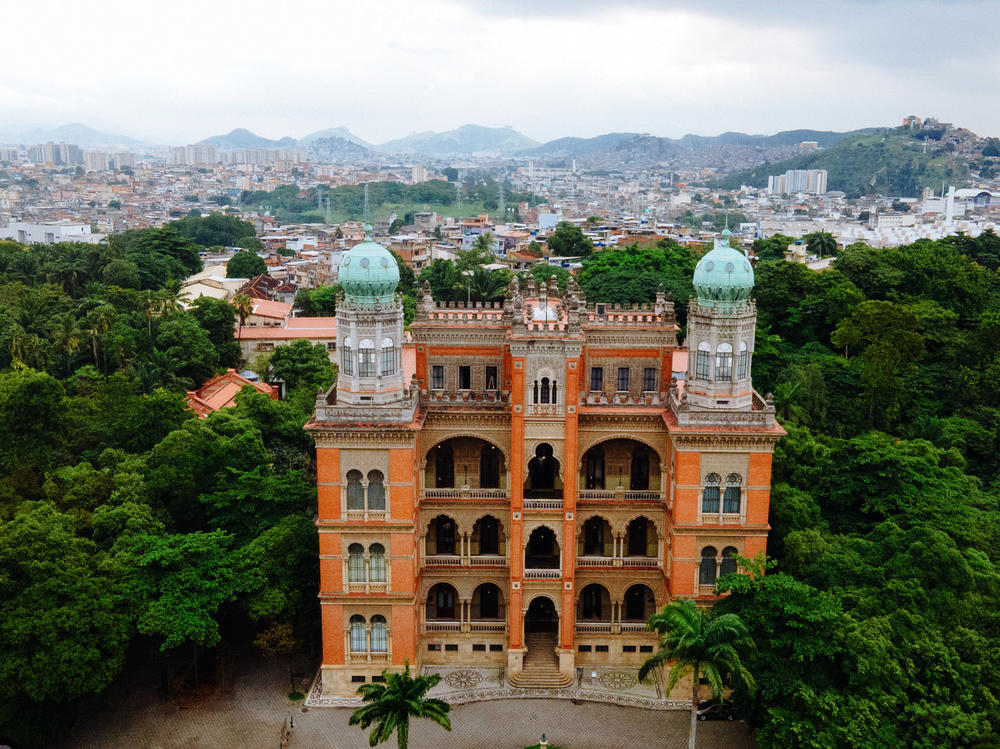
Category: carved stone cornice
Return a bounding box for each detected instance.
[423,411,511,429]
[669,432,781,451]
[311,429,419,446]
[578,413,665,430]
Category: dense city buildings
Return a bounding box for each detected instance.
[305,228,783,697]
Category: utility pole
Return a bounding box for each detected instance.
[498,172,505,222]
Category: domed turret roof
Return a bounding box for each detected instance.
[692,232,754,309]
[339,225,400,305]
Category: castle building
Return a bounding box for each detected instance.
[306,226,783,697]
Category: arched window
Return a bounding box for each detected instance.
[582,516,606,556]
[358,339,375,377]
[342,337,354,376]
[348,543,365,582]
[702,473,721,513]
[696,341,711,380]
[552,380,558,402]
[630,445,650,491]
[480,445,500,489]
[380,337,395,376]
[700,546,718,585]
[369,543,386,582]
[367,470,386,511]
[716,342,733,381]
[434,444,454,488]
[737,341,748,379]
[476,515,500,555]
[533,380,539,403]
[626,517,649,557]
[476,583,500,620]
[723,473,742,514]
[540,377,550,404]
[584,447,605,490]
[370,615,387,652]
[346,470,364,510]
[721,546,739,577]
[349,615,367,651]
[581,584,607,620]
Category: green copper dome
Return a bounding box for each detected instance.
[339,225,400,305]
[692,234,754,309]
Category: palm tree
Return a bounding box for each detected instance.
[639,599,755,749]
[465,266,509,304]
[805,231,838,259]
[231,292,253,341]
[51,313,84,376]
[349,662,451,749]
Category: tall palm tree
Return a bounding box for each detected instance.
[51,313,84,376]
[805,231,838,259]
[231,292,253,341]
[349,662,451,749]
[639,598,755,749]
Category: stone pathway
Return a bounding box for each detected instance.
[61,657,754,749]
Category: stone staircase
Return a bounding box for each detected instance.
[509,632,573,689]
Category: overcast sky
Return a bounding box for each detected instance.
[2,0,998,145]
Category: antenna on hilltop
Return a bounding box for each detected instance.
[456,180,463,210]
[363,183,370,221]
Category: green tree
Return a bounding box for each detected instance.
[349,662,452,749]
[804,231,838,258]
[639,598,756,749]
[231,292,253,341]
[0,502,131,701]
[831,300,924,424]
[418,259,463,303]
[295,286,339,317]
[234,235,262,251]
[226,250,266,278]
[546,221,593,258]
[269,339,334,392]
[465,266,509,303]
[190,296,241,368]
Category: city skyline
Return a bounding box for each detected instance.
[2,0,997,144]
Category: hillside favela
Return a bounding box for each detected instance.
[3,3,1000,749]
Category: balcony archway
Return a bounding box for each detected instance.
[525,443,561,498]
[425,515,458,556]
[471,514,505,556]
[471,582,504,621]
[525,525,560,569]
[577,583,611,621]
[424,437,507,490]
[622,584,656,622]
[578,438,661,492]
[426,582,459,621]
[624,516,657,558]
[578,515,613,557]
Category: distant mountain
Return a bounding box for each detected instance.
[300,136,374,163]
[198,128,297,150]
[376,124,540,155]
[0,122,151,150]
[674,129,870,149]
[299,126,371,149]
[526,132,639,157]
[715,127,971,197]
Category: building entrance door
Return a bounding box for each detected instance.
[524,596,558,634]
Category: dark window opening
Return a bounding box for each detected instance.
[458,365,471,390]
[590,367,603,392]
[485,365,498,390]
[431,365,445,389]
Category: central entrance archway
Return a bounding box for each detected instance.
[524,595,558,634]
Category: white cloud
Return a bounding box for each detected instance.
[0,0,998,144]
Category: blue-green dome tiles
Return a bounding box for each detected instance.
[339,225,400,305]
[692,234,754,309]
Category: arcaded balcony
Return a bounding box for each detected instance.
[577,439,664,502]
[422,437,509,501]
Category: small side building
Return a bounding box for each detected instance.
[187,368,277,417]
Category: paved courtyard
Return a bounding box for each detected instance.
[60,657,754,749]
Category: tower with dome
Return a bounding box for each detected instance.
[306,228,783,698]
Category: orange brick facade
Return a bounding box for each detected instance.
[307,268,783,696]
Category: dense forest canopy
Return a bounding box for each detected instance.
[3,224,1000,746]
